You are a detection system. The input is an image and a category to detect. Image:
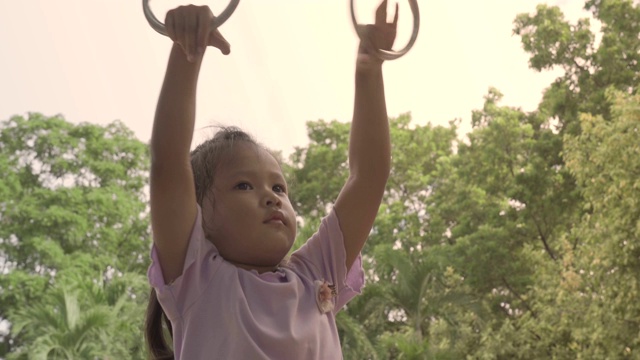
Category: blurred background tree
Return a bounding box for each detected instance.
[0,113,150,358]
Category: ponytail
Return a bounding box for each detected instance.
[145,288,174,360]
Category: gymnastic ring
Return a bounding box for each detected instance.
[143,0,240,37]
[350,0,420,60]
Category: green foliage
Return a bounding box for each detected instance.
[0,113,150,358]
[337,310,379,360]
[515,0,640,134]
[7,271,148,359]
[286,119,351,219]
[560,89,640,357]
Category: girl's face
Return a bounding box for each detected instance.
[202,142,297,271]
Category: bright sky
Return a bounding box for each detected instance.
[1,0,596,157]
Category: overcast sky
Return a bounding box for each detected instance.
[0,0,597,157]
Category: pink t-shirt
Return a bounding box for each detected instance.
[147,205,364,359]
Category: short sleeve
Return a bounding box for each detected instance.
[147,205,220,321]
[288,208,365,313]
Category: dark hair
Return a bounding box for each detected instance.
[145,126,259,359]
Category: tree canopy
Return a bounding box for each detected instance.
[0,113,150,358]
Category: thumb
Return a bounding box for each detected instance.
[208,30,231,55]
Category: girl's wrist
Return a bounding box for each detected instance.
[355,63,383,78]
[355,54,384,75]
[169,43,204,69]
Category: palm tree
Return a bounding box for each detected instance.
[8,287,114,359]
[7,271,147,359]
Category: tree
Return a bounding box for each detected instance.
[0,113,151,357]
[560,89,640,357]
[514,0,640,134]
[417,87,582,358]
[7,269,148,359]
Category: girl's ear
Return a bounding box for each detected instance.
[200,199,219,244]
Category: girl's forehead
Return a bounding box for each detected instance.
[220,143,283,175]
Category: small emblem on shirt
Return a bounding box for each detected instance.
[315,280,337,314]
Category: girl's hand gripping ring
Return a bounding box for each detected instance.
[142,0,240,37]
[351,0,420,60]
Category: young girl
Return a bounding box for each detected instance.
[145,2,397,358]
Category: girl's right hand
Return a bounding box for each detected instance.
[165,5,231,62]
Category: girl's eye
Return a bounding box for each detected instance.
[273,184,286,193]
[235,183,253,190]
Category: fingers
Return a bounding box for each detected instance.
[375,0,388,26]
[357,1,399,66]
[165,5,229,61]
[184,15,197,61]
[165,9,180,43]
[196,9,213,57]
[393,2,399,27]
[375,0,399,27]
[355,24,368,39]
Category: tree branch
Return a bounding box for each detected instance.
[502,276,537,318]
[533,215,557,261]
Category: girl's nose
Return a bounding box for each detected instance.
[264,192,282,207]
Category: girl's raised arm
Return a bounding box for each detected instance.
[149,5,230,285]
[334,0,397,270]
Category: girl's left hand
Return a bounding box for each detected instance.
[356,0,398,71]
